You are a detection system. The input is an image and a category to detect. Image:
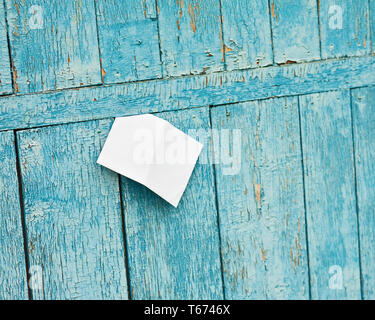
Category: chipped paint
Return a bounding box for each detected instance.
[187,2,197,33]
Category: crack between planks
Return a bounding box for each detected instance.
[13,131,33,300]
[10,105,209,133]
[208,105,226,300]
[349,88,364,300]
[93,0,105,84]
[296,96,312,300]
[2,0,15,94]
[316,0,323,59]
[154,0,164,78]
[117,174,133,300]
[218,0,227,71]
[267,0,276,65]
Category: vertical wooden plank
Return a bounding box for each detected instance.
[5,0,101,93]
[299,90,361,299]
[17,120,128,300]
[211,97,309,299]
[319,0,370,59]
[0,1,12,95]
[352,87,375,299]
[370,0,375,54]
[221,0,273,70]
[157,0,223,77]
[96,0,162,83]
[270,0,320,63]
[121,107,223,299]
[0,131,28,300]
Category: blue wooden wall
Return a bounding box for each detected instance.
[0,0,374,300]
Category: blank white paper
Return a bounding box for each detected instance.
[97,114,203,207]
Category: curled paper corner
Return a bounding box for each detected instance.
[97,114,203,207]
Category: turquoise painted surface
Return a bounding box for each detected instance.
[96,0,162,83]
[0,0,374,300]
[1,55,375,131]
[0,1,11,95]
[221,0,273,70]
[352,87,375,299]
[211,98,309,299]
[122,108,223,299]
[17,120,128,299]
[0,131,28,299]
[270,0,320,63]
[299,91,361,299]
[5,0,101,93]
[158,0,223,76]
[319,0,370,59]
[371,0,375,54]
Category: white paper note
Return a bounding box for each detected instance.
[97,114,203,207]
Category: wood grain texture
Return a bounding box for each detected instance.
[370,0,375,54]
[1,55,375,131]
[270,0,320,63]
[5,0,101,93]
[221,0,273,70]
[96,0,162,83]
[319,0,370,59]
[121,107,223,299]
[0,131,28,300]
[0,1,12,95]
[351,87,375,299]
[17,120,128,300]
[157,0,223,76]
[299,90,361,299]
[211,98,309,299]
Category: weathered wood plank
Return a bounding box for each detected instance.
[1,55,375,131]
[351,87,375,299]
[299,90,361,299]
[5,0,101,93]
[157,0,223,76]
[211,97,309,299]
[0,1,12,95]
[121,107,223,299]
[95,0,162,83]
[371,0,375,54]
[0,131,28,300]
[17,120,128,299]
[270,0,320,63]
[221,0,273,70]
[319,0,370,59]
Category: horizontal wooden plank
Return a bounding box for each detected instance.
[17,120,128,299]
[5,0,101,93]
[270,0,320,63]
[211,97,309,299]
[157,0,223,76]
[96,0,162,83]
[0,131,28,299]
[1,55,375,131]
[121,107,223,299]
[351,87,375,299]
[0,1,12,95]
[221,0,273,70]
[319,0,370,59]
[299,90,361,299]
